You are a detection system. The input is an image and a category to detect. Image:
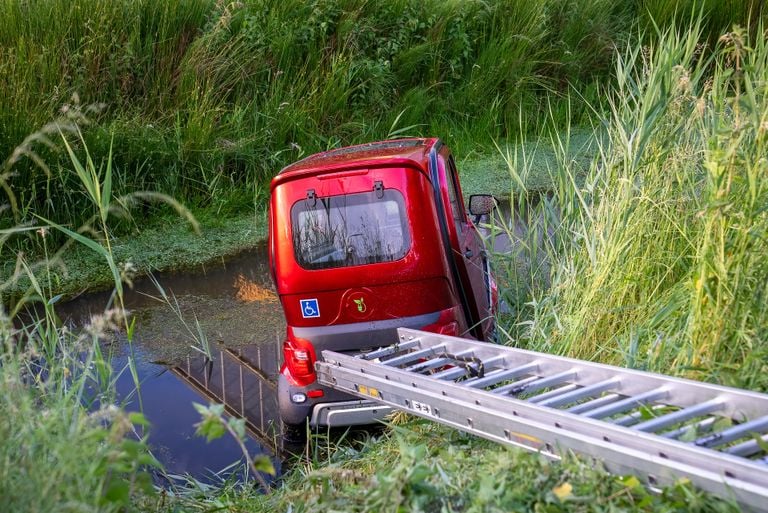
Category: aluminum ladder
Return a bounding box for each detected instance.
[316,328,768,511]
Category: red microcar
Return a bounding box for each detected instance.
[268,138,497,433]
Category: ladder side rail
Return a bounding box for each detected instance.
[395,329,768,419]
[318,361,768,512]
[318,350,768,488]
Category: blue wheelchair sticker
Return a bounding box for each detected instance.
[300,298,320,318]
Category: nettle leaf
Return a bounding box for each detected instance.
[194,403,227,442]
[137,452,162,468]
[120,439,146,459]
[129,411,151,428]
[228,417,246,440]
[253,455,276,476]
[102,480,130,505]
[196,415,226,442]
[193,402,225,417]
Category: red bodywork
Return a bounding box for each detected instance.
[269,138,496,426]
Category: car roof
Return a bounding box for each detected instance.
[272,138,438,189]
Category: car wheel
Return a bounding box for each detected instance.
[281,420,307,445]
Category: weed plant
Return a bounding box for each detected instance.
[0,299,158,512]
[0,215,158,512]
[2,0,763,252]
[0,117,202,511]
[2,5,767,513]
[494,21,768,390]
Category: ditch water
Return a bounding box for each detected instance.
[52,201,531,486]
[55,243,288,485]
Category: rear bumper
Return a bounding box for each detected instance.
[310,400,393,427]
[278,373,393,426]
[279,307,462,427]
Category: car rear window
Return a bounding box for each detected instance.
[291,189,410,270]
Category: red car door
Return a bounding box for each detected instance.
[440,154,494,340]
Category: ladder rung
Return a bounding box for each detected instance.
[363,340,420,360]
[501,370,576,396]
[405,349,475,373]
[431,355,504,381]
[633,399,723,433]
[383,345,445,367]
[695,415,768,449]
[465,363,538,389]
[491,375,540,395]
[528,384,579,404]
[405,357,453,373]
[612,406,667,427]
[662,416,718,440]
[567,393,621,414]
[582,388,667,420]
[536,378,619,408]
[726,434,768,458]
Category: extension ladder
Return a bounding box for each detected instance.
[316,328,768,511]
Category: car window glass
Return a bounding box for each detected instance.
[446,158,464,234]
[291,189,410,270]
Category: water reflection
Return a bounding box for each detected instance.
[110,344,280,486]
[172,344,281,449]
[53,243,289,485]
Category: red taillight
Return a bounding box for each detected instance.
[437,321,459,336]
[282,331,317,387]
[422,306,462,337]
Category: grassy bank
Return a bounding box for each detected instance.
[1,4,768,513]
[492,21,768,392]
[244,423,736,513]
[2,0,763,251]
[1,210,265,299]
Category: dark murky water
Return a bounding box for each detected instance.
[52,204,523,485]
[57,243,287,485]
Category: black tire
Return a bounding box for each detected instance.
[281,420,307,444]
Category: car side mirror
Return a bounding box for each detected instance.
[468,194,497,216]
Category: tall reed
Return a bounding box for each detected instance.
[0,112,206,510]
[496,21,768,389]
[8,0,762,244]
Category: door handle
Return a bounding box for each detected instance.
[464,248,473,258]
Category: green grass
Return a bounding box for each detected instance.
[177,420,740,512]
[2,4,768,513]
[490,21,768,392]
[2,0,763,250]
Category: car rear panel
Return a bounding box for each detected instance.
[280,277,456,343]
[270,162,457,333]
